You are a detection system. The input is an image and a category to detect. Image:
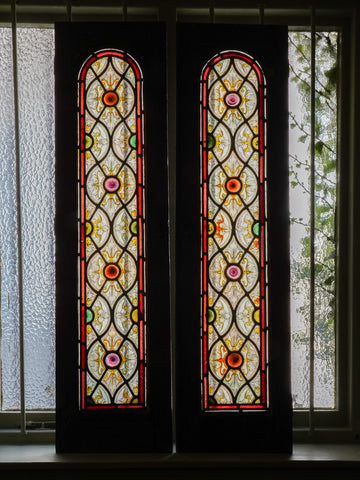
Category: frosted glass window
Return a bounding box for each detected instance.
[289,31,337,409]
[0,27,55,411]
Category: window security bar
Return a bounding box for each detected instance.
[11,0,26,436]
[309,4,316,437]
[0,0,345,442]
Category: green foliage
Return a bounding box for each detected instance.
[325,66,338,90]
[289,32,337,383]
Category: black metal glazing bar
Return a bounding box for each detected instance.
[209,0,214,24]
[259,4,264,25]
[66,0,72,21]
[11,0,26,435]
[309,5,316,436]
[161,4,177,451]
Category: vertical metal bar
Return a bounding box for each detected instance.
[309,5,316,437]
[259,4,264,25]
[11,0,26,435]
[66,0,72,22]
[210,0,214,24]
[160,3,177,452]
[350,5,360,440]
[123,1,128,22]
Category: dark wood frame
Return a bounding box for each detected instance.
[55,22,172,453]
[176,23,292,453]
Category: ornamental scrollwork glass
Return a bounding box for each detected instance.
[78,50,146,409]
[201,51,267,410]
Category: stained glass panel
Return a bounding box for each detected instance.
[78,50,145,409]
[201,51,267,410]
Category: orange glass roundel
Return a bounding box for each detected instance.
[103,91,118,106]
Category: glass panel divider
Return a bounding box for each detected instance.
[309,5,316,436]
[11,0,26,436]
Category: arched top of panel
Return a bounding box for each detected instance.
[78,46,146,411]
[78,49,143,82]
[201,50,265,88]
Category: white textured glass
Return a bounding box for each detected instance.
[313,33,337,409]
[0,28,55,411]
[289,32,337,409]
[0,28,21,411]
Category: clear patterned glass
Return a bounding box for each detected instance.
[0,27,21,411]
[0,27,55,411]
[289,31,337,409]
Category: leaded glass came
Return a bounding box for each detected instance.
[201,51,267,410]
[78,50,146,409]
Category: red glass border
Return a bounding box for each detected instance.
[78,50,145,410]
[201,51,267,411]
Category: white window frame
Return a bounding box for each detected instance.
[0,0,359,446]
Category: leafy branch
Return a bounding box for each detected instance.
[289,114,335,155]
[290,217,335,245]
[289,64,336,108]
[289,154,336,187]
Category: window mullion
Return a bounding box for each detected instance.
[11,0,26,435]
[309,5,316,436]
[160,4,177,451]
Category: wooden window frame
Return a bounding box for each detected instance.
[55,22,172,453]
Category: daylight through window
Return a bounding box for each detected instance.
[289,31,337,410]
[0,26,339,422]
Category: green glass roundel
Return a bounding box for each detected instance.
[129,134,137,149]
[252,221,260,236]
[207,133,215,149]
[208,308,216,323]
[130,220,138,235]
[85,134,93,150]
[86,308,94,324]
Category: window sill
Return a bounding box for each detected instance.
[0,443,360,475]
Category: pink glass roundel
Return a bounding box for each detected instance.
[226,264,242,280]
[224,92,241,108]
[104,176,120,192]
[104,352,121,368]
